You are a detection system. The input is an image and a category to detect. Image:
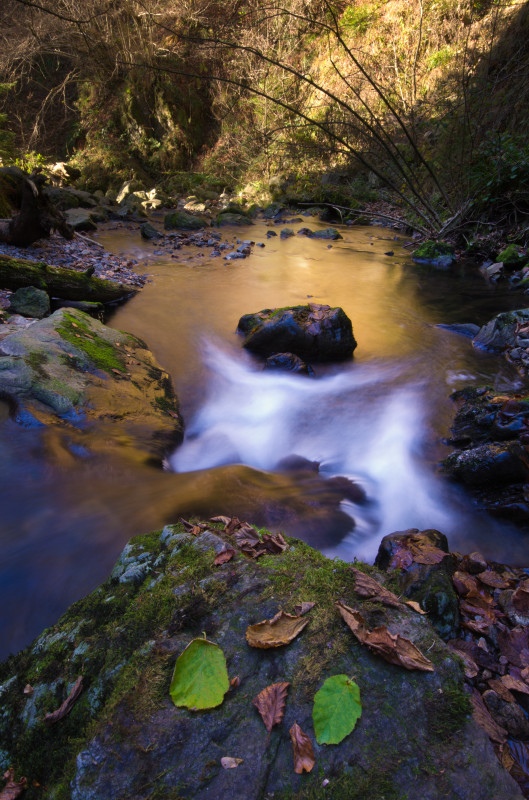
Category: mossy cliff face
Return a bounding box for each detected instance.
[0,307,183,464]
[0,522,521,800]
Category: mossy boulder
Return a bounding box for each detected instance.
[238,304,356,362]
[9,286,50,319]
[216,212,253,226]
[310,227,343,240]
[64,208,97,233]
[0,307,183,464]
[412,240,455,268]
[473,308,529,352]
[0,522,521,800]
[164,211,207,230]
[495,244,527,269]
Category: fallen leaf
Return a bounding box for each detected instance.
[453,571,479,596]
[210,515,231,526]
[477,570,510,590]
[404,600,427,615]
[234,524,267,558]
[497,626,529,668]
[502,674,529,696]
[0,769,27,800]
[170,639,229,710]
[335,602,434,672]
[253,682,290,732]
[312,674,362,744]
[214,546,236,565]
[262,532,288,553]
[447,642,479,679]
[246,610,309,649]
[500,743,515,772]
[44,676,83,725]
[470,689,507,744]
[221,757,243,769]
[293,602,316,616]
[23,685,33,696]
[230,676,241,689]
[389,534,446,569]
[512,579,529,613]
[488,679,515,703]
[461,618,492,636]
[350,567,401,607]
[448,639,497,672]
[179,518,208,536]
[290,722,316,773]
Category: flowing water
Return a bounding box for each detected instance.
[1,215,528,658]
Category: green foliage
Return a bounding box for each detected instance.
[14,151,48,172]
[470,133,529,211]
[426,46,453,71]
[312,675,362,744]
[340,4,378,34]
[169,638,229,710]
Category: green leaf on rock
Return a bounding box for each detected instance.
[312,674,362,744]
[170,638,229,710]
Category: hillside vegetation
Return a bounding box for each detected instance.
[0,0,528,238]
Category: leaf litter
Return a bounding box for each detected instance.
[253,682,290,733]
[0,770,27,800]
[44,675,83,725]
[246,610,309,649]
[290,723,316,773]
[335,602,434,672]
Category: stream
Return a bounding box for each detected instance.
[1,215,529,659]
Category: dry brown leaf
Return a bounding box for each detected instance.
[262,532,288,553]
[461,618,491,636]
[497,626,529,668]
[253,682,290,733]
[293,602,316,616]
[452,571,478,596]
[404,600,427,615]
[210,515,231,526]
[0,770,27,800]
[389,534,446,569]
[44,676,83,725]
[23,685,33,696]
[512,579,529,613]
[502,674,529,696]
[290,723,315,774]
[447,641,479,678]
[230,676,241,689]
[477,570,510,590]
[233,523,267,558]
[221,757,243,769]
[214,546,236,566]
[179,518,208,536]
[501,744,515,772]
[470,689,507,744]
[335,602,434,672]
[488,679,515,703]
[246,611,309,649]
[350,567,401,608]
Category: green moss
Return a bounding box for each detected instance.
[57,311,125,373]
[425,681,471,738]
[274,765,406,800]
[496,244,526,266]
[413,240,454,259]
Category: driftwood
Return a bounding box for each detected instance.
[0,171,73,246]
[0,254,138,304]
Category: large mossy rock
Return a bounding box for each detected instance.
[9,286,50,319]
[237,303,356,361]
[0,308,183,463]
[412,240,455,268]
[164,211,207,230]
[0,522,521,800]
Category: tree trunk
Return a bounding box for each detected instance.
[0,172,73,246]
[0,254,138,304]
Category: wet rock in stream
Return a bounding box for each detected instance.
[0,523,522,800]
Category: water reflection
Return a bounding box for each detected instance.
[1,218,529,658]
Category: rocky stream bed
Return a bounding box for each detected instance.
[3,171,529,798]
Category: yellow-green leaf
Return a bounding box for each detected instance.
[170,638,229,710]
[312,675,362,745]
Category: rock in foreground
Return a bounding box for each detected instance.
[238,303,356,361]
[0,522,521,800]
